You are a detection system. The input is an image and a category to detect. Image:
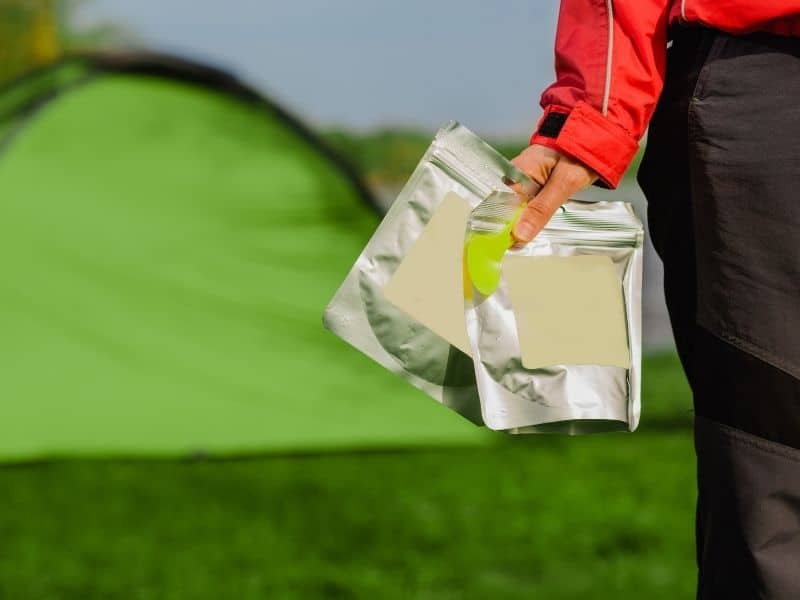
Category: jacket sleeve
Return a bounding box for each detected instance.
[531,0,672,187]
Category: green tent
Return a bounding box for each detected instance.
[0,52,485,461]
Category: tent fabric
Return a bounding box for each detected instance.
[0,53,485,461]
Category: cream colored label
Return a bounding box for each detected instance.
[383,192,472,355]
[503,254,630,369]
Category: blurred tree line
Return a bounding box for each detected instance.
[0,0,122,84]
[323,128,642,188]
[0,2,633,184]
[323,128,527,188]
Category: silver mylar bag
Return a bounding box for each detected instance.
[323,121,643,433]
[323,121,536,425]
[465,199,644,433]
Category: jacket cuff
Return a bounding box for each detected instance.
[530,101,639,188]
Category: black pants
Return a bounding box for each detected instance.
[638,28,800,599]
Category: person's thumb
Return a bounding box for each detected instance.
[512,161,580,243]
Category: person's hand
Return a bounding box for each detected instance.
[509,144,598,243]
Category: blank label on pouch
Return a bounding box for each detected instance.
[383,192,472,355]
[503,255,630,370]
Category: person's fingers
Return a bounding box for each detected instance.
[507,145,598,243]
[505,179,537,199]
[504,175,543,200]
[511,147,557,187]
[512,161,586,243]
[506,155,549,199]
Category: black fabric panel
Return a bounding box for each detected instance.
[641,26,800,447]
[695,416,800,600]
[687,33,800,381]
[639,27,800,597]
[536,111,567,138]
[637,27,715,383]
[693,327,800,450]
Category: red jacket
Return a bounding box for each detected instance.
[533,1,800,187]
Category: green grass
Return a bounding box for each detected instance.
[639,351,693,426]
[0,433,696,599]
[0,353,694,599]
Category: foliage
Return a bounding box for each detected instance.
[323,128,644,189]
[323,128,527,189]
[0,0,126,84]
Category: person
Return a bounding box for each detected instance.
[509,2,800,597]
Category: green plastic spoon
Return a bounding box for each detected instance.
[465,206,524,296]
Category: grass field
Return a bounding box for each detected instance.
[0,66,690,599]
[0,353,696,599]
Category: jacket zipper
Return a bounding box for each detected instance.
[602,0,614,116]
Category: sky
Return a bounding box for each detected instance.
[76,1,561,137]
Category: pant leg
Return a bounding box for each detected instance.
[639,28,800,600]
[637,28,712,385]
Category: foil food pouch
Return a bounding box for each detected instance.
[465,199,644,433]
[323,122,537,425]
[324,121,644,434]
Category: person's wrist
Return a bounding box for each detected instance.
[530,102,639,188]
